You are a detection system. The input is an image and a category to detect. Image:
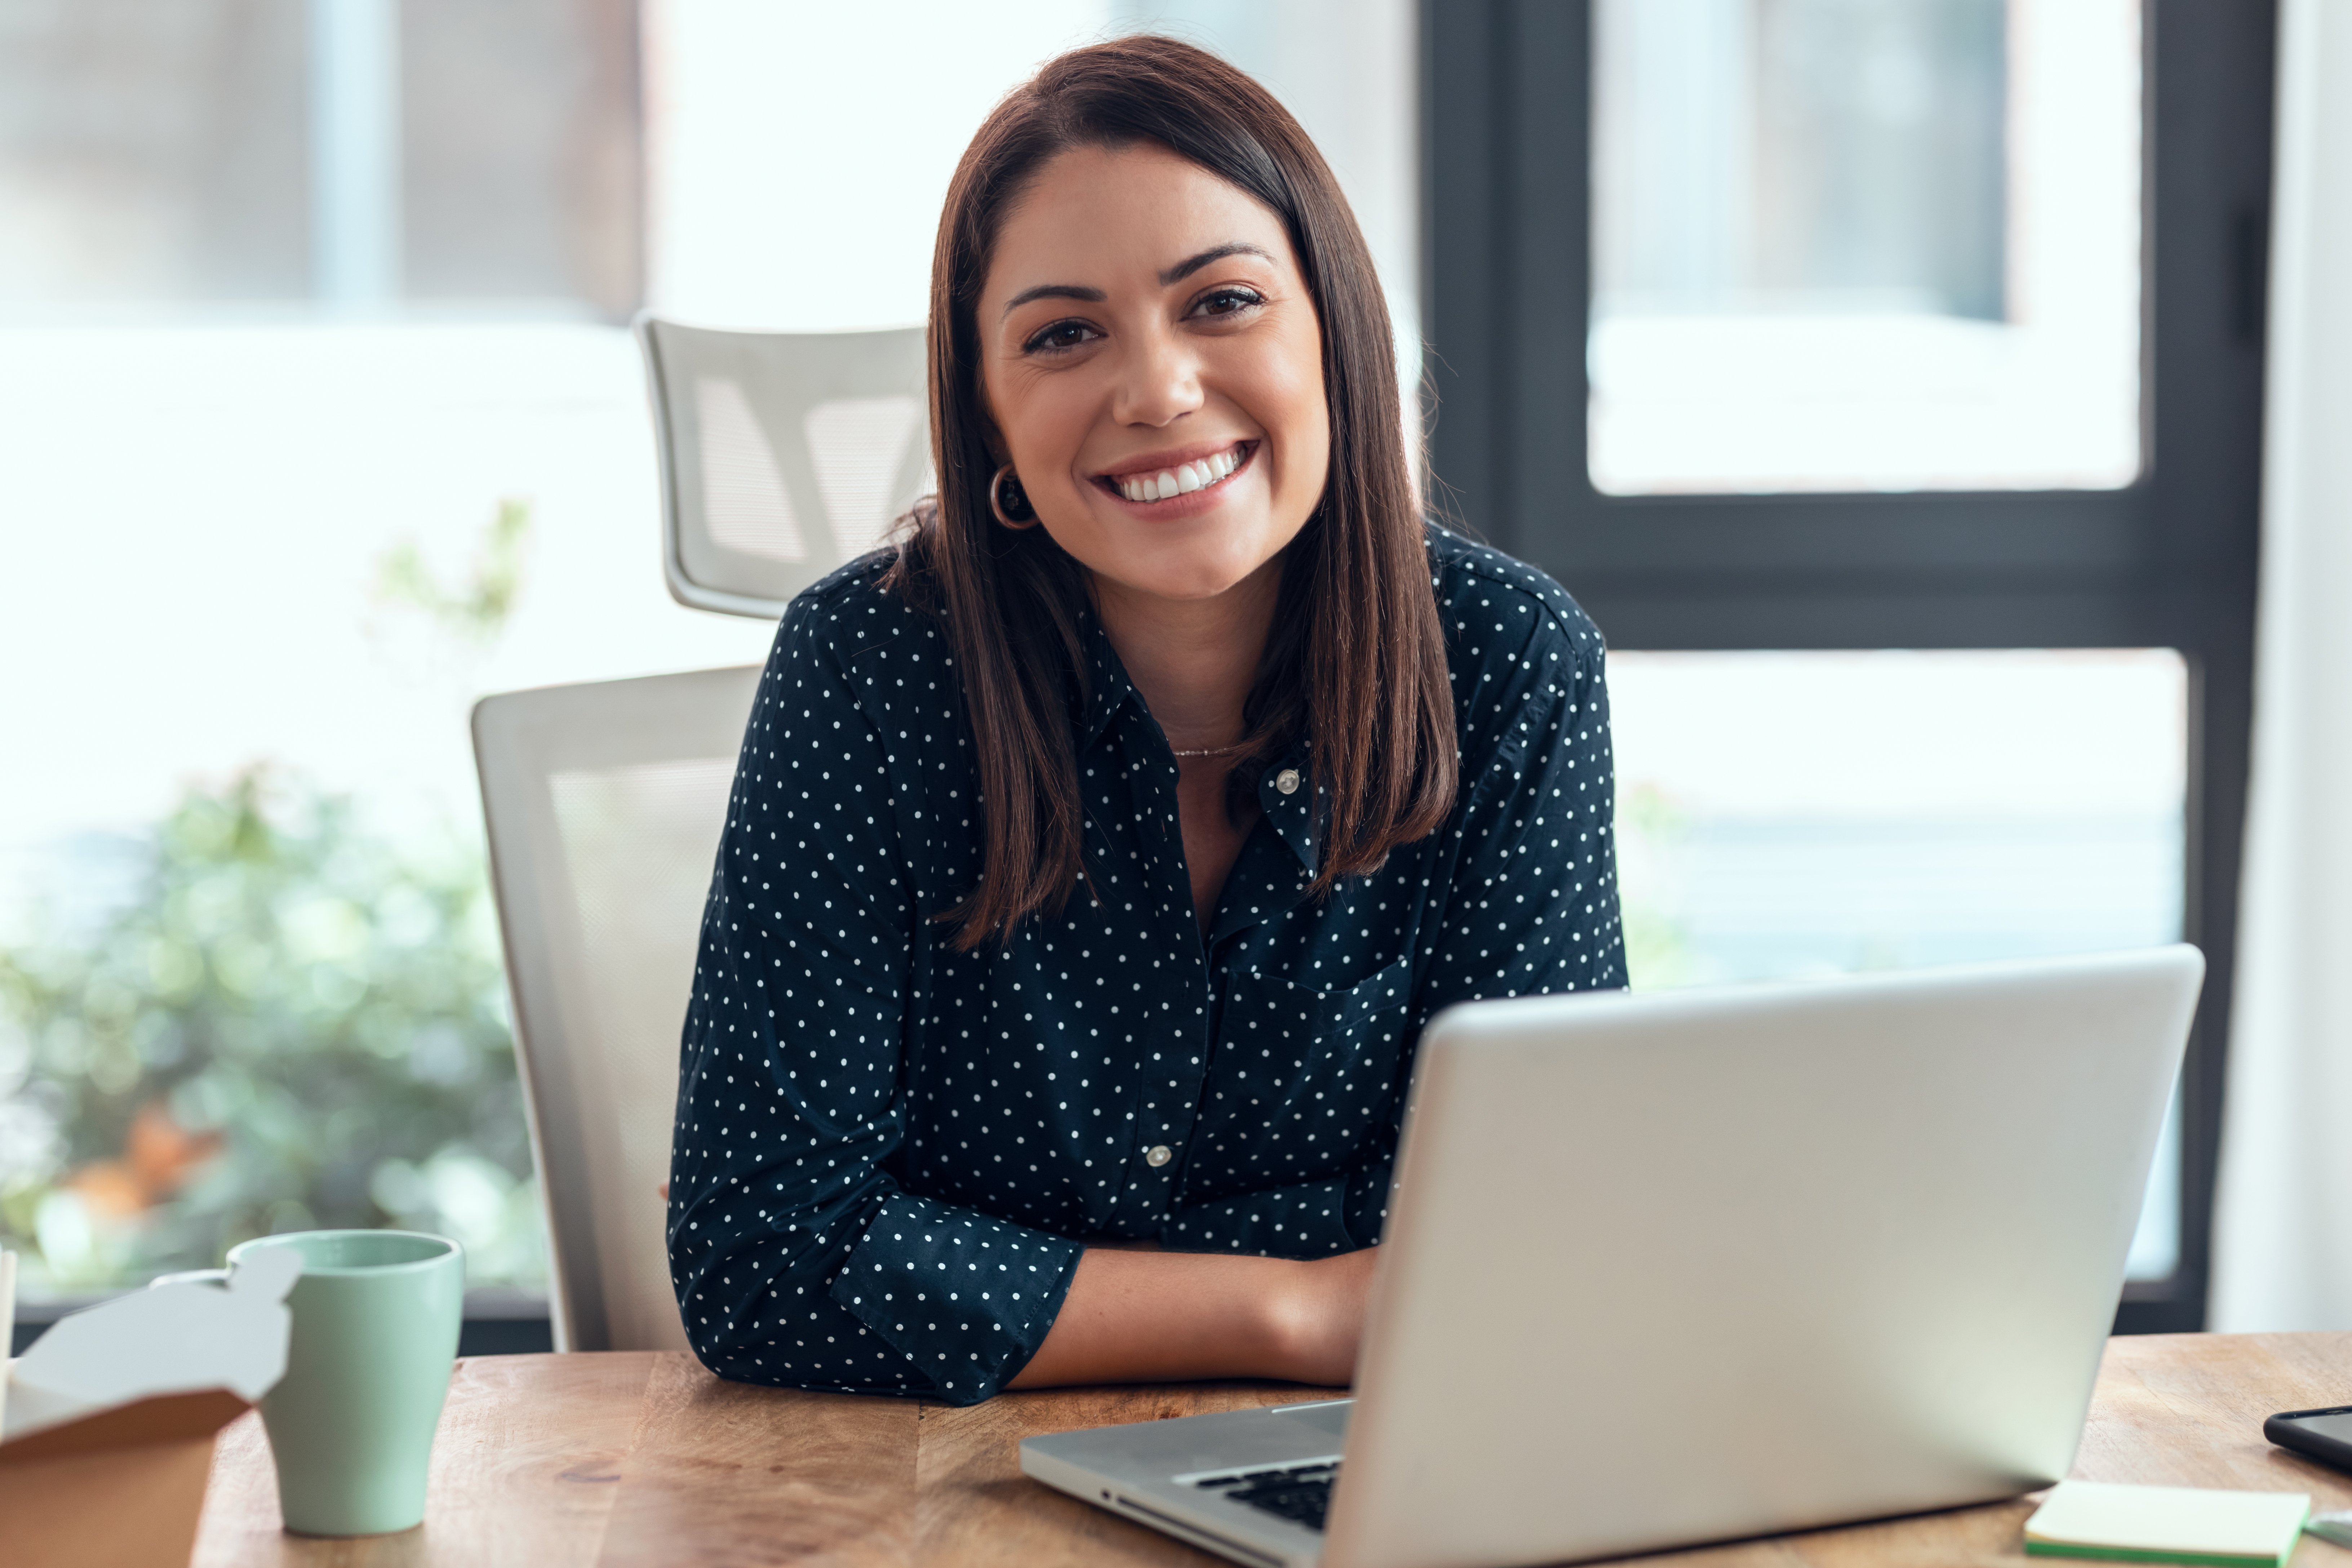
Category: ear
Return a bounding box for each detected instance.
[978,427,1014,486]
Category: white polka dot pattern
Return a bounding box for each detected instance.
[668,524,1626,1404]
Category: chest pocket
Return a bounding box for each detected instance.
[1215,954,1415,1181]
[1194,955,1416,1199]
[1222,954,1414,1058]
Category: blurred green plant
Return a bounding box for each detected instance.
[374,496,534,646]
[0,768,542,1294]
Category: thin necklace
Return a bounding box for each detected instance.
[1170,742,1251,759]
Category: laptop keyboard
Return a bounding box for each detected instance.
[1195,1461,1339,1532]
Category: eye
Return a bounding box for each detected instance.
[1191,286,1265,319]
[1022,318,1100,354]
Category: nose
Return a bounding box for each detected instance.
[1110,321,1203,429]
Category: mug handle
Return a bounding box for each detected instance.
[148,1268,230,1289]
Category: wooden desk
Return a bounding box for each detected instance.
[193,1334,2352,1567]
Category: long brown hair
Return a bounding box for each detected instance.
[886,34,1455,949]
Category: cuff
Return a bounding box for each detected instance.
[829,1192,1082,1405]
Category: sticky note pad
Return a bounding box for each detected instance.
[2024,1480,2311,1567]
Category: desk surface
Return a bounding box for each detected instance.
[193,1333,2352,1567]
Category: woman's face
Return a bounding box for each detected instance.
[979,142,1330,606]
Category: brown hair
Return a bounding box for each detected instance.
[886,34,1455,949]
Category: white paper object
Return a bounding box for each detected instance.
[1,1246,301,1439]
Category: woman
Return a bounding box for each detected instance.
[668,35,1624,1406]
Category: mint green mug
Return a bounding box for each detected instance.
[226,1229,465,1537]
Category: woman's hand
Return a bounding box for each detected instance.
[1007,1243,1379,1392]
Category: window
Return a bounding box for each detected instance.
[1426,0,2272,1330]
[0,0,696,1308]
[0,0,641,317]
[1590,0,2143,494]
[1614,650,2186,986]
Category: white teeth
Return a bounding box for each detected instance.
[1113,447,1243,502]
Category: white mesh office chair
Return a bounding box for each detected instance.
[635,314,930,617]
[473,666,762,1352]
[475,321,927,1348]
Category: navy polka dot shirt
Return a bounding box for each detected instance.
[668,524,1626,1404]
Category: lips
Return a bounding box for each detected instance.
[1100,441,1252,503]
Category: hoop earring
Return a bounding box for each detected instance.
[990,464,1037,528]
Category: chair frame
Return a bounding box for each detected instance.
[634,311,928,620]
[635,315,786,620]
[472,666,762,1352]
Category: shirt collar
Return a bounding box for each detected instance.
[1253,741,1318,877]
[1076,610,1140,750]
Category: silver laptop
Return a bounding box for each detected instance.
[1021,945,2204,1568]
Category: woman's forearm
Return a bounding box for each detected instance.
[1007,1245,1377,1390]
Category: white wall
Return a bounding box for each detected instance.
[2210,0,2352,1332]
[645,0,1114,330]
[648,0,1422,364]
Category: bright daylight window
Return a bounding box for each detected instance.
[0,0,674,1303]
[1610,648,2188,1278]
[1589,0,2143,494]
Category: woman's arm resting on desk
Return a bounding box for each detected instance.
[1007,1245,1378,1390]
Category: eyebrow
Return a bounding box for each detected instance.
[1159,243,1272,285]
[998,244,1276,318]
[1000,283,1106,316]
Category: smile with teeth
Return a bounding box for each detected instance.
[1110,444,1248,503]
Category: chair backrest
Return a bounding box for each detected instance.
[472,666,762,1352]
[636,314,930,618]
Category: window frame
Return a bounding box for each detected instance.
[1420,0,2274,1332]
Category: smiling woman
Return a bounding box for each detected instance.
[903,49,1455,952]
[969,138,1354,941]
[666,36,1627,1406]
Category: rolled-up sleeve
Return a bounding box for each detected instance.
[666,600,1081,1404]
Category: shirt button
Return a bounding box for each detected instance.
[1145,1144,1173,1167]
[1275,769,1301,795]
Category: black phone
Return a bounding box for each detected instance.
[2264,1405,2352,1473]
